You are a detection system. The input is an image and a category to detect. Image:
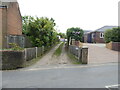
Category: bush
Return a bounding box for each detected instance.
[8,43,24,50]
[22,16,59,47]
[66,27,84,46]
[104,27,120,43]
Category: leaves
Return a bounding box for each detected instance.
[22,16,58,47]
[66,27,84,44]
[104,27,120,43]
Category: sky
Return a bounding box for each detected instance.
[17,0,119,33]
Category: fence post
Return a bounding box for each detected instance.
[35,47,38,58]
[24,48,27,61]
[78,48,82,62]
[81,46,88,64]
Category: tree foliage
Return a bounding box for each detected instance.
[58,33,66,38]
[66,27,84,43]
[22,16,58,47]
[104,27,120,43]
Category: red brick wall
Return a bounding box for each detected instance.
[94,32,105,43]
[106,42,120,51]
[7,2,22,35]
[0,6,8,48]
[112,42,120,51]
[0,8,2,48]
[1,2,22,48]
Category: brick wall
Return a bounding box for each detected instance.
[1,46,45,70]
[0,2,23,48]
[7,2,22,35]
[0,6,7,48]
[0,8,2,49]
[106,42,112,49]
[93,32,105,43]
[106,42,120,51]
[112,42,120,51]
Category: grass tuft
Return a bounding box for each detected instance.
[67,51,81,64]
[53,42,64,57]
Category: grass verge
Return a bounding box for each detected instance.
[67,51,81,64]
[53,42,64,57]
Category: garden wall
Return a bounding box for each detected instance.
[106,42,120,51]
[1,50,25,70]
[1,46,45,70]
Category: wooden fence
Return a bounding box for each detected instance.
[69,45,88,64]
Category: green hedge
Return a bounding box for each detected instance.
[104,27,120,43]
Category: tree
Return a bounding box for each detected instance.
[22,16,58,47]
[104,27,120,43]
[66,27,84,45]
[58,33,66,38]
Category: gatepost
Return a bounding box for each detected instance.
[81,46,88,64]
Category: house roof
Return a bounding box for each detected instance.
[1,0,17,2]
[95,26,118,32]
[0,1,22,19]
[0,0,17,8]
[84,30,92,34]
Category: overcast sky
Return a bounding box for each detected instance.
[18,0,119,33]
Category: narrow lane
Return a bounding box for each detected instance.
[23,42,72,70]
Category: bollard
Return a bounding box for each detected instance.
[81,46,88,64]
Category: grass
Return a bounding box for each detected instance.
[53,42,64,57]
[67,50,81,64]
[22,42,61,68]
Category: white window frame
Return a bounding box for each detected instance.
[92,33,94,38]
[100,33,104,38]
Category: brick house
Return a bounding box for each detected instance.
[91,26,117,43]
[0,1,24,48]
[83,26,117,43]
[83,30,92,43]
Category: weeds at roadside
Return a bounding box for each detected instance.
[53,42,64,57]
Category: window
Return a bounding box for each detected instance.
[92,33,95,38]
[100,33,104,38]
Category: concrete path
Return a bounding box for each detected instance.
[23,43,72,70]
[84,43,118,64]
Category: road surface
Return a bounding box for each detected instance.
[2,63,118,88]
[1,43,119,89]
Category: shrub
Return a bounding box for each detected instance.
[104,27,120,43]
[8,43,24,50]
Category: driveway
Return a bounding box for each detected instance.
[84,43,118,64]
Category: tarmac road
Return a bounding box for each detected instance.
[2,63,119,88]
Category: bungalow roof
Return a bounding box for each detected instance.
[94,26,118,32]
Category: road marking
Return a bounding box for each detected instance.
[105,84,120,90]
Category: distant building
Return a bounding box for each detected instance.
[0,1,24,48]
[60,38,65,42]
[83,26,117,43]
[83,30,92,43]
[91,26,117,43]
